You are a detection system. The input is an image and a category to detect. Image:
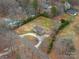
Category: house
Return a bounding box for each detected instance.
[33,25,45,35]
[66,9,77,15]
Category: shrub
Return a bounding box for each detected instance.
[21,12,50,25]
[47,39,55,53]
[59,19,69,30]
[21,15,40,25]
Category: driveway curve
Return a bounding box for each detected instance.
[19,33,44,48]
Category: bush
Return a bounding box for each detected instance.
[47,39,55,53]
[21,12,50,25]
[59,19,69,30]
[21,15,40,25]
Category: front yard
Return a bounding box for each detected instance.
[15,16,54,35]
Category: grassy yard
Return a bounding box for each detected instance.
[15,16,54,34]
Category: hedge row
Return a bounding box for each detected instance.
[21,12,49,25]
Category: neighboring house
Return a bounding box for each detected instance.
[66,9,77,15]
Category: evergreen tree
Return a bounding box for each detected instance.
[51,6,58,17]
[32,0,38,9]
[32,0,38,15]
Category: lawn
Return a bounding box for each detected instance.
[15,16,54,35]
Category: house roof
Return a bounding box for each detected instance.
[67,9,77,15]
